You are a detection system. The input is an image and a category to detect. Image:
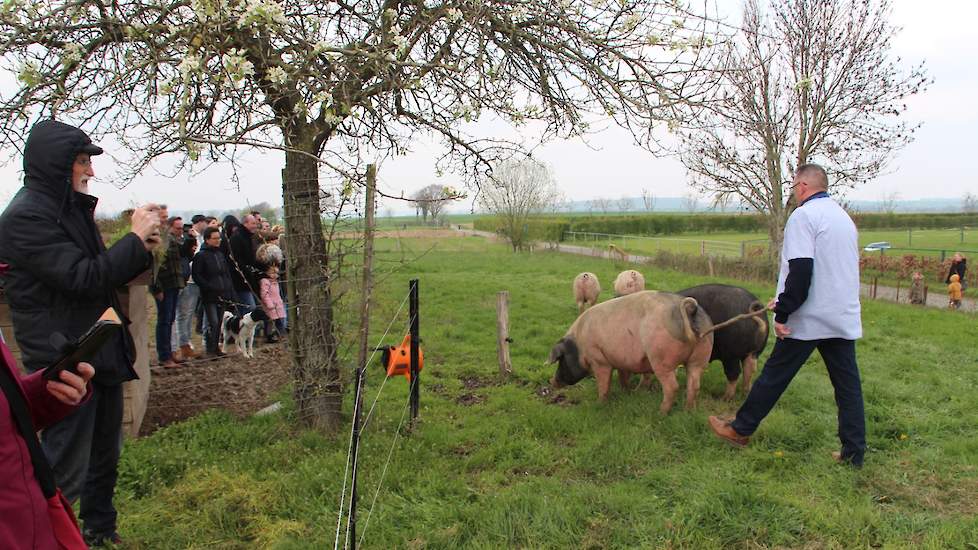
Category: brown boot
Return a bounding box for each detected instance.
[708,415,750,448]
[180,344,200,360]
[161,358,181,369]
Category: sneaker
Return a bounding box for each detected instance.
[708,415,750,448]
[267,334,280,344]
[84,530,122,547]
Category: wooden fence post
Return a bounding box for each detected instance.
[496,291,512,378]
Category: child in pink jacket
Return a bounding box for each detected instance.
[260,265,287,341]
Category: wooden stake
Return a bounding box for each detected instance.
[357,164,377,372]
[496,291,513,378]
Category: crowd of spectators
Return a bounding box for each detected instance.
[152,209,288,366]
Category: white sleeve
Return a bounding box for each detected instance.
[782,210,815,260]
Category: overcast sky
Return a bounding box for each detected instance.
[0,0,974,215]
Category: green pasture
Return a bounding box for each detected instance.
[117,235,978,548]
[569,227,978,259]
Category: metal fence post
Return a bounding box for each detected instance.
[409,279,420,423]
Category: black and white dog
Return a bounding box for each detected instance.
[221,309,269,358]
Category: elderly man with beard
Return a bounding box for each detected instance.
[0,120,161,546]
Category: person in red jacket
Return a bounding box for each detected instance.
[1,331,94,550]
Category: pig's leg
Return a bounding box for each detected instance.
[638,373,654,390]
[594,366,613,402]
[685,361,706,410]
[742,354,757,394]
[619,370,633,391]
[651,366,679,414]
[721,358,741,401]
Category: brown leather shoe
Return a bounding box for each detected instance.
[180,344,201,360]
[161,358,181,369]
[708,415,750,448]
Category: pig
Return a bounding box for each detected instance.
[572,272,601,314]
[677,284,768,400]
[613,269,645,296]
[548,290,714,413]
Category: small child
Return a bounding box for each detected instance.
[260,264,287,341]
[909,271,925,305]
[947,273,962,310]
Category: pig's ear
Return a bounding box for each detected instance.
[548,339,565,364]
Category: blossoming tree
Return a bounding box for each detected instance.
[0,0,713,429]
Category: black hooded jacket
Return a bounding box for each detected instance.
[0,120,151,385]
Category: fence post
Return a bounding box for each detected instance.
[896,280,900,302]
[908,228,912,247]
[872,277,878,299]
[740,241,746,258]
[496,291,512,378]
[357,164,376,374]
[409,279,420,423]
[700,241,705,256]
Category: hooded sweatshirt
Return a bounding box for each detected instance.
[0,120,150,384]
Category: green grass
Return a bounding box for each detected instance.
[116,235,978,548]
[568,227,978,259]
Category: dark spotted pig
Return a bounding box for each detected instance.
[677,284,768,400]
[548,290,714,414]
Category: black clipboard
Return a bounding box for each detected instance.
[41,308,122,381]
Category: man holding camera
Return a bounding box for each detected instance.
[0,119,161,546]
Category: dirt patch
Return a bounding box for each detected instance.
[460,375,497,389]
[536,385,578,406]
[456,392,486,406]
[139,344,291,436]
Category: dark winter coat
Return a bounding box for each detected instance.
[228,225,260,291]
[945,258,967,286]
[192,245,235,304]
[0,120,150,385]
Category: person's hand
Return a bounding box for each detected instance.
[766,297,777,311]
[188,227,199,238]
[154,292,164,302]
[774,321,791,339]
[46,362,94,406]
[132,204,162,251]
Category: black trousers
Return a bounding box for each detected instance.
[203,301,227,352]
[41,382,123,536]
[730,337,867,466]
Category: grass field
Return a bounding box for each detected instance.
[570,227,978,259]
[116,235,978,548]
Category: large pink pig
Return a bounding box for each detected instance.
[549,290,714,414]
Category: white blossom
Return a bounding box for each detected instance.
[178,54,201,80]
[238,0,287,29]
[17,61,41,88]
[267,66,288,84]
[391,34,409,53]
[446,8,463,23]
[323,109,341,126]
[221,49,254,82]
[157,77,175,96]
[61,43,84,66]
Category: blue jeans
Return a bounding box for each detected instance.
[41,382,124,537]
[155,288,180,361]
[731,338,866,466]
[235,290,256,317]
[175,283,200,348]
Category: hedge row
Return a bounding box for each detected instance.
[474,212,978,239]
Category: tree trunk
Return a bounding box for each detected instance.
[282,135,343,432]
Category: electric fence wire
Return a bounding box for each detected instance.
[360,317,414,431]
[333,287,412,550]
[356,385,413,549]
